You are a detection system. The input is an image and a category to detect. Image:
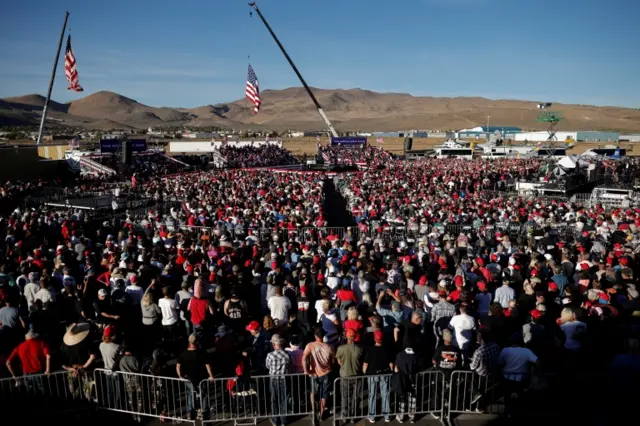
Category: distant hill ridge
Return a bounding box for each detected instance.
[1,88,639,132]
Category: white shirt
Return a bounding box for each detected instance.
[268,295,291,325]
[24,283,40,308]
[158,297,180,326]
[499,347,537,381]
[35,288,55,305]
[449,313,476,351]
[326,276,339,290]
[315,299,326,323]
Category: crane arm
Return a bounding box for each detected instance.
[249,2,338,138]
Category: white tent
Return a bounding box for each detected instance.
[557,155,577,169]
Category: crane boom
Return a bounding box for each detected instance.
[249,2,338,138]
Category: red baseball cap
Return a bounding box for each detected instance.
[530,309,543,320]
[245,321,260,332]
[103,325,116,339]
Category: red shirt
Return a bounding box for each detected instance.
[336,289,357,304]
[8,338,50,374]
[344,319,364,342]
[189,297,208,326]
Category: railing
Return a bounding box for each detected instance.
[199,373,314,424]
[446,371,610,423]
[333,371,445,425]
[5,369,616,423]
[125,222,579,246]
[94,368,195,422]
[80,156,117,176]
[0,370,93,415]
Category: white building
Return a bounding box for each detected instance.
[182,131,215,139]
[514,131,619,143]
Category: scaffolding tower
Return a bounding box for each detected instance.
[536,110,564,142]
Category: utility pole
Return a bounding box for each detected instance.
[249,2,338,137]
[37,11,69,145]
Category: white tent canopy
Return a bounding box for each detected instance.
[557,155,577,169]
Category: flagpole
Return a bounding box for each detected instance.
[37,11,70,145]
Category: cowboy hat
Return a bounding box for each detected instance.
[63,323,91,346]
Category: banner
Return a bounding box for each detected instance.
[100,138,147,153]
[331,136,367,146]
[100,139,120,153]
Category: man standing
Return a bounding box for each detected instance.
[449,302,476,357]
[177,334,215,418]
[6,328,50,392]
[302,327,335,424]
[265,334,291,426]
[363,330,393,423]
[268,286,291,326]
[336,328,363,423]
[393,338,423,423]
[158,287,180,347]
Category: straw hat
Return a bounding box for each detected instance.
[63,323,91,346]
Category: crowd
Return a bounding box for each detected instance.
[1,154,640,425]
[217,145,298,168]
[318,145,392,168]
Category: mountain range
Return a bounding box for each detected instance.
[1,88,639,132]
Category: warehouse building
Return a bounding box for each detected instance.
[514,131,619,143]
[457,126,522,139]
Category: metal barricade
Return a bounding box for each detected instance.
[333,372,445,425]
[0,370,93,415]
[94,368,195,422]
[199,373,314,424]
[447,371,545,422]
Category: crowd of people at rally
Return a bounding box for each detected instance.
[1,152,640,424]
[217,145,298,168]
[318,145,392,168]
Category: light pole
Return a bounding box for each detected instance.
[487,115,490,139]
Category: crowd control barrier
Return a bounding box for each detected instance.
[94,368,195,423]
[332,371,445,425]
[0,370,93,415]
[199,373,314,424]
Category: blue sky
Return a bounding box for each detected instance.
[1,0,639,108]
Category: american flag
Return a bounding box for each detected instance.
[245,64,261,114]
[64,35,83,92]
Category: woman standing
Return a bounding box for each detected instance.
[141,292,162,350]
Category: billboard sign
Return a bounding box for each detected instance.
[99,139,120,153]
[330,136,367,146]
[99,138,147,153]
[129,139,148,152]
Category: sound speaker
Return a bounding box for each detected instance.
[404,137,413,151]
[122,139,132,164]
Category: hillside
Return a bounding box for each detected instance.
[1,88,640,132]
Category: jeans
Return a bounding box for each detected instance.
[24,373,45,395]
[270,377,288,425]
[101,373,121,409]
[340,377,362,419]
[367,375,390,420]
